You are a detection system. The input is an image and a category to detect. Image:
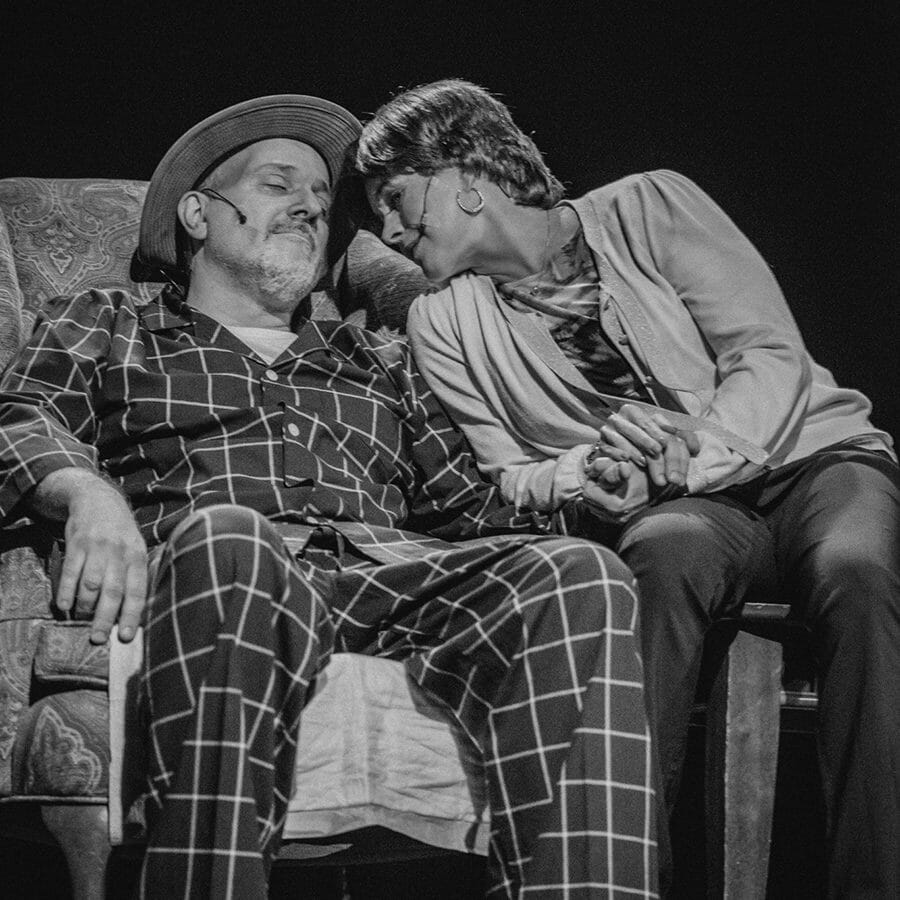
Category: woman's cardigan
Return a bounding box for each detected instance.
[407,170,890,511]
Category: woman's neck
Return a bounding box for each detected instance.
[471,201,555,284]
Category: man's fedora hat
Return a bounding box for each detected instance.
[135,94,361,280]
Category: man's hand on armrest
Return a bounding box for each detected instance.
[32,468,147,645]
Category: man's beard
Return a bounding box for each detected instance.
[217,231,325,316]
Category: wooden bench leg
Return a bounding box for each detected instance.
[705,629,783,899]
[41,803,111,900]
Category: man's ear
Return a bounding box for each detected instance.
[177,191,209,242]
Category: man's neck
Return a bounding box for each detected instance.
[186,263,295,330]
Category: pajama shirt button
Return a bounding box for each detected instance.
[265,369,279,381]
[286,423,300,437]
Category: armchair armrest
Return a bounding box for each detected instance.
[0,523,111,797]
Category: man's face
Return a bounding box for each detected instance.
[199,138,331,316]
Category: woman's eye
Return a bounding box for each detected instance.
[265,182,287,192]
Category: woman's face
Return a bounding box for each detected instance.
[365,168,483,285]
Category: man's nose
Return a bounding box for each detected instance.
[287,188,324,220]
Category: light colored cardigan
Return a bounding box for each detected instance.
[407,170,892,511]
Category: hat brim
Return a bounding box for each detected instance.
[135,94,361,280]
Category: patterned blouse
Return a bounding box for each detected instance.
[0,285,546,556]
[496,210,653,404]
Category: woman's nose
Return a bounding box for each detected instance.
[380,211,404,247]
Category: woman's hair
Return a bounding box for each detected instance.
[356,79,564,208]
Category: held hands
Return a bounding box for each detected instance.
[47,473,147,645]
[598,404,700,488]
[581,457,650,523]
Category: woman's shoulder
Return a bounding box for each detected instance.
[408,274,494,328]
[572,169,703,214]
[578,169,703,207]
[408,283,451,330]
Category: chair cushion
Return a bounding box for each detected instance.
[111,640,488,855]
[337,229,431,331]
[284,653,487,854]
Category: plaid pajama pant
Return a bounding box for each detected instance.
[139,505,658,898]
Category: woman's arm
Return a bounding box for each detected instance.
[408,296,594,511]
[606,171,813,490]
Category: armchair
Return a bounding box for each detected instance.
[0,176,817,899]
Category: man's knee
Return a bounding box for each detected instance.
[523,536,635,585]
[164,504,292,572]
[518,537,639,631]
[152,504,332,648]
[155,505,307,610]
[169,503,277,545]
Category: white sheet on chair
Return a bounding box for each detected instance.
[109,630,489,855]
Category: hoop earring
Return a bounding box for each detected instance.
[456,188,485,215]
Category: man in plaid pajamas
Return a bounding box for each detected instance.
[0,96,658,898]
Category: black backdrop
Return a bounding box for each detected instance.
[5,1,898,439]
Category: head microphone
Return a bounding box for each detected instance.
[406,174,434,261]
[416,175,434,236]
[200,188,247,224]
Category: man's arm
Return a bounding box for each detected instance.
[392,349,551,539]
[0,290,147,643]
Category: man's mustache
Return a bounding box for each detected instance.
[269,222,316,244]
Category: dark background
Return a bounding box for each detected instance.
[0,0,900,442]
[0,2,894,896]
[4,1,898,440]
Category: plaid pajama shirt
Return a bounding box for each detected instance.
[0,286,659,898]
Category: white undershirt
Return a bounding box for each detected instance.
[227,325,297,364]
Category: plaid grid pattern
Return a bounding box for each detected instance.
[0,286,542,548]
[142,509,657,898]
[329,530,658,898]
[139,506,336,898]
[0,287,659,897]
